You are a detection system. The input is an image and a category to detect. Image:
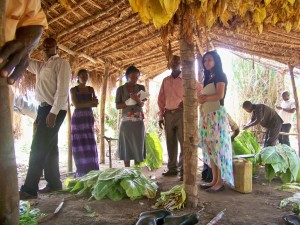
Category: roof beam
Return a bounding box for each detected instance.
[49,0,90,25]
[73,14,142,51]
[57,44,123,72]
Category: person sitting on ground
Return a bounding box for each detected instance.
[242,101,283,147]
[276,91,296,146]
[70,69,99,177]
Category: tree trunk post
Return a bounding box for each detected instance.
[0,1,20,224]
[179,5,198,208]
[288,65,300,156]
[196,53,204,83]
[67,97,72,172]
[144,79,150,129]
[100,61,111,163]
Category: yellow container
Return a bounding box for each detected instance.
[233,158,252,193]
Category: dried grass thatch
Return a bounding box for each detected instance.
[14,0,300,92]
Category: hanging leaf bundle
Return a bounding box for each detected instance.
[128,0,300,34]
[145,132,163,170]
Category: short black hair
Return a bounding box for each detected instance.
[282,91,289,96]
[125,66,140,80]
[44,37,57,45]
[242,101,252,109]
[77,69,88,77]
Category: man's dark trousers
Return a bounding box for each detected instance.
[278,123,292,146]
[21,105,66,196]
[264,123,282,147]
[164,108,183,175]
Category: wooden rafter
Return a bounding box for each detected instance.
[57,0,124,38]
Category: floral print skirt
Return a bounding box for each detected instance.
[199,106,234,187]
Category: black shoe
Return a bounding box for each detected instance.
[206,185,225,193]
[162,170,178,176]
[199,184,212,190]
[38,186,61,193]
[19,191,37,200]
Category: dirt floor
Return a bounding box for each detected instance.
[16,154,295,225]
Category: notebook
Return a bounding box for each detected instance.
[201,83,220,114]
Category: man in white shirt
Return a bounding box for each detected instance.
[276,91,296,146]
[20,38,71,199]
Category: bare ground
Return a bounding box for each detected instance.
[17,155,294,225]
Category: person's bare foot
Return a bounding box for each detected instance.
[209,182,224,191]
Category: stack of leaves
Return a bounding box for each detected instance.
[232,130,260,173]
[65,168,158,201]
[255,144,300,183]
[232,130,260,156]
[19,200,43,225]
[145,132,163,170]
[280,193,300,215]
[155,185,186,210]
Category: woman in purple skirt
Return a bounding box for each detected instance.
[70,69,99,177]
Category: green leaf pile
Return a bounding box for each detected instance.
[145,132,163,170]
[155,185,186,210]
[255,144,300,183]
[19,200,43,225]
[280,193,300,215]
[65,168,158,201]
[232,130,260,173]
[232,130,260,155]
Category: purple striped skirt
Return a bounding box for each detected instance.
[71,108,99,177]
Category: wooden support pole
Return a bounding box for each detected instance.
[144,79,150,130]
[0,1,19,223]
[100,61,111,163]
[288,65,300,156]
[179,5,198,208]
[67,97,72,172]
[117,74,123,128]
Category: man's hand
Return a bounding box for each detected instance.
[231,136,235,143]
[0,25,43,84]
[242,125,249,130]
[46,113,57,128]
[276,106,282,110]
[0,40,29,84]
[159,120,165,129]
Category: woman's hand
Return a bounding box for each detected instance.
[198,95,207,104]
[91,99,99,107]
[130,93,141,102]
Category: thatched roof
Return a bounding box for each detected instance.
[27,0,300,82]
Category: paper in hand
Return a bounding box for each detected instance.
[201,83,220,114]
[137,90,149,101]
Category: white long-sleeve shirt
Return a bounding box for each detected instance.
[28,54,71,115]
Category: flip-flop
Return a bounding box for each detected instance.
[206,185,225,193]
